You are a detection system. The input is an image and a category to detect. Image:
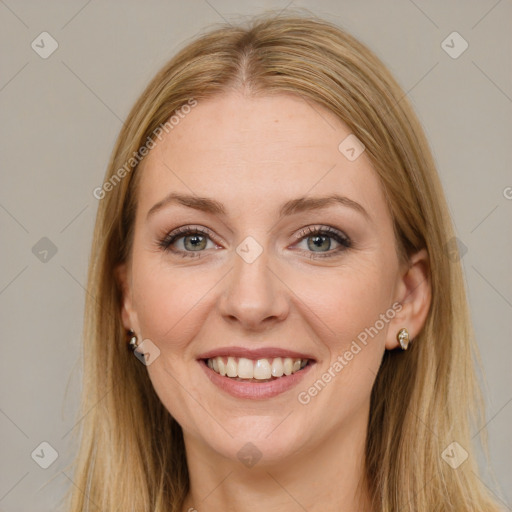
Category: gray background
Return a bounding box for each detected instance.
[1,1,511,510]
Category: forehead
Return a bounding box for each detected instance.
[136,91,387,221]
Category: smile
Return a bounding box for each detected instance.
[205,356,309,382]
[199,356,315,399]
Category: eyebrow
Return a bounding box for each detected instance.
[146,192,370,221]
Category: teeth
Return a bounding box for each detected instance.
[254,359,271,379]
[271,357,284,377]
[217,358,226,376]
[238,358,253,379]
[206,356,309,380]
[226,356,237,377]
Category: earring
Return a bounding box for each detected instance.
[396,328,410,350]
[128,329,139,350]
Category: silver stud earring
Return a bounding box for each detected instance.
[397,328,410,350]
[128,329,139,350]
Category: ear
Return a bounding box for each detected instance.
[114,262,139,333]
[385,248,431,350]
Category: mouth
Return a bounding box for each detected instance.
[197,348,317,399]
[196,347,317,399]
[201,356,312,382]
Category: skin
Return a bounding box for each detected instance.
[116,91,431,512]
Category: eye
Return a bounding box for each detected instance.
[293,225,351,258]
[157,224,351,259]
[157,226,220,258]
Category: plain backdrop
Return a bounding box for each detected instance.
[1,1,511,510]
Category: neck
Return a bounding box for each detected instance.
[180,408,372,512]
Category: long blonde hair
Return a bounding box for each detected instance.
[66,12,502,512]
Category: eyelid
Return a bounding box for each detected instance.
[290,225,352,258]
[161,225,222,245]
[158,223,351,258]
[292,224,350,243]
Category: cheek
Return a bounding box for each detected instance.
[338,273,394,338]
[298,259,396,396]
[298,258,396,343]
[291,265,396,426]
[131,255,224,347]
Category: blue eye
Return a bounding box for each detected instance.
[158,226,217,258]
[293,225,351,258]
[158,225,351,259]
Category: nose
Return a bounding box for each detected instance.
[217,245,290,331]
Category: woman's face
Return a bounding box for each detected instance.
[118,91,428,466]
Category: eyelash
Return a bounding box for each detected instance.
[157,225,352,259]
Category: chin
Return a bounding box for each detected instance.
[202,418,312,468]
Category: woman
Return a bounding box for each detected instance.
[67,13,503,512]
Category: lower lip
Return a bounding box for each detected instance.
[198,359,315,400]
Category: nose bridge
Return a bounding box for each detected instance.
[218,236,288,328]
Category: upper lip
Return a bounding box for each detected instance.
[197,346,316,361]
